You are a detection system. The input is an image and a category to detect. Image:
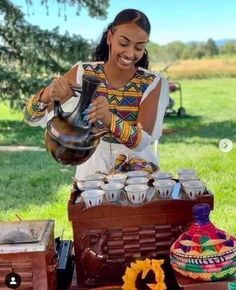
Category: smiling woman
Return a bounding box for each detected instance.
[24,8,169,180]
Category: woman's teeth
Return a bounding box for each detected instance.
[120,57,132,65]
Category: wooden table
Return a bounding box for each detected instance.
[69,266,121,290]
[175,272,236,290]
[69,264,236,290]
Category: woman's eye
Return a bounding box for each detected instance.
[120,43,128,47]
[135,47,144,51]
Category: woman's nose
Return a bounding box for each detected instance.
[124,46,135,59]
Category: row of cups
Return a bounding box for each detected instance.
[80,168,198,186]
[80,171,150,207]
[79,168,206,208]
[81,183,149,207]
[153,168,207,200]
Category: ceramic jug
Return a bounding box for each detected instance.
[79,232,108,286]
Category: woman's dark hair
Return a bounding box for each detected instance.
[93,9,151,69]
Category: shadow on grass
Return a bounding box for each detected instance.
[0,151,74,212]
[162,118,236,145]
[0,120,45,146]
[164,114,203,130]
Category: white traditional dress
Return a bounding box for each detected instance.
[25,62,169,180]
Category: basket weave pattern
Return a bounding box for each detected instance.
[87,224,189,263]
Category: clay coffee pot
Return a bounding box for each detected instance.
[79,232,108,286]
[45,74,108,165]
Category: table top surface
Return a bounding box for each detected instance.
[175,272,236,290]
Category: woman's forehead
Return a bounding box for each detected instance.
[113,22,149,43]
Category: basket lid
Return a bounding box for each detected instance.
[171,203,236,258]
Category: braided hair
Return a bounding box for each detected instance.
[93,9,151,69]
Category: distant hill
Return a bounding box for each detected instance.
[215,39,236,47]
[186,39,236,47]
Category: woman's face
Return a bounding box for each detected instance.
[107,22,149,70]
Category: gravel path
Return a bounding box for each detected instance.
[0,146,46,152]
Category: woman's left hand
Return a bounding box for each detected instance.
[82,96,112,128]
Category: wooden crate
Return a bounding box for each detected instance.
[0,220,57,290]
[68,184,214,289]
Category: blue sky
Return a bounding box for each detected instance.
[13,0,236,45]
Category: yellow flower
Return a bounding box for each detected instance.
[122,259,166,290]
[147,281,167,290]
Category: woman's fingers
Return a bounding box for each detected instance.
[88,107,106,122]
[49,77,73,102]
[93,96,109,108]
[88,105,110,124]
[81,96,112,126]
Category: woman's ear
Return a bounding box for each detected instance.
[107,29,112,46]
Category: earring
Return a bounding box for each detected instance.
[108,44,111,60]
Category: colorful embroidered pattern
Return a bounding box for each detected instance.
[170,204,236,281]
[110,113,141,148]
[24,89,47,122]
[111,154,158,173]
[82,63,156,147]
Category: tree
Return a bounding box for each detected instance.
[25,0,109,19]
[147,41,162,63]
[204,38,219,57]
[166,41,185,61]
[0,0,109,108]
[222,41,236,55]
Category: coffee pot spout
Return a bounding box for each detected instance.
[88,127,109,143]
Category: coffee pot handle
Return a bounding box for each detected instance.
[53,84,82,119]
[80,232,100,250]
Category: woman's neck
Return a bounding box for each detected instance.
[104,60,137,89]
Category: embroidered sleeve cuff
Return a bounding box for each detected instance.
[110,113,142,148]
[24,88,48,123]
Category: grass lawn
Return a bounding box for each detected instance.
[0,77,236,239]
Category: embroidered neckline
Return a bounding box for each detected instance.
[101,63,142,90]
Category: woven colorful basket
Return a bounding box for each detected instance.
[170,203,236,281]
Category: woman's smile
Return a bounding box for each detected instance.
[119,56,134,66]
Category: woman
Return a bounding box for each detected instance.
[24,9,169,180]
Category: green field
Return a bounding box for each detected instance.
[0,77,236,239]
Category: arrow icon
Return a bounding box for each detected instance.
[219,138,233,153]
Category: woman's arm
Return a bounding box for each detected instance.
[109,77,168,151]
[24,65,78,126]
[137,78,162,135]
[87,75,168,151]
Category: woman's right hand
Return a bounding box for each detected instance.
[48,76,73,102]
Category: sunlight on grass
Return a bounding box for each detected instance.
[0,151,75,239]
[0,103,44,146]
[0,102,23,120]
[13,184,73,239]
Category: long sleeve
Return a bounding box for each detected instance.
[109,74,169,151]
[24,63,82,128]
[24,89,50,128]
[110,113,142,148]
